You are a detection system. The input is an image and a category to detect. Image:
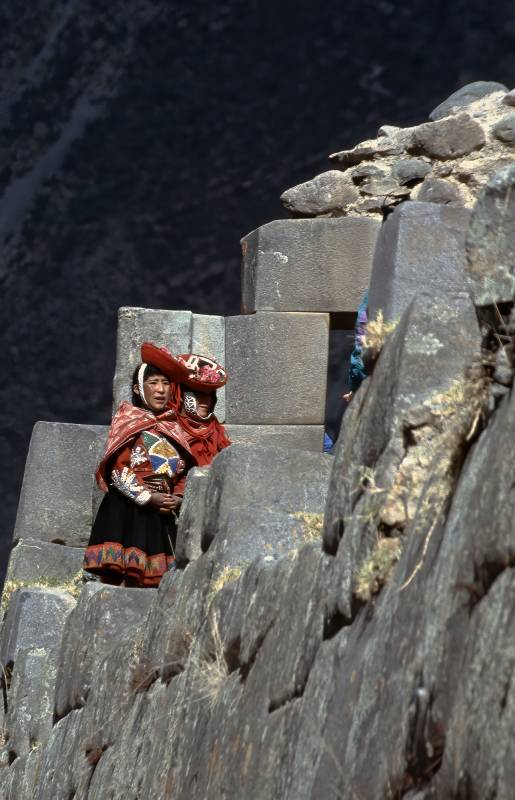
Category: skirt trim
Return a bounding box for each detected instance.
[84,541,175,587]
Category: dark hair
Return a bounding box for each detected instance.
[131,363,169,407]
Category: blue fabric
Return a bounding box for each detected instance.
[348,290,368,391]
[323,432,334,453]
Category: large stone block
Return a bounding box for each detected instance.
[466,165,515,306]
[6,646,59,757]
[226,424,323,451]
[54,583,153,718]
[240,217,380,313]
[201,445,333,568]
[5,539,85,587]
[112,307,192,409]
[368,201,471,323]
[225,312,329,424]
[13,422,107,547]
[175,466,210,565]
[0,588,75,667]
[112,308,227,419]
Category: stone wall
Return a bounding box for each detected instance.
[0,86,514,799]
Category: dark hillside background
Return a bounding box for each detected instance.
[1,0,515,572]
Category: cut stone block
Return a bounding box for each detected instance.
[5,540,85,588]
[368,201,471,323]
[200,444,332,557]
[175,466,210,565]
[13,422,107,547]
[54,583,154,718]
[7,646,59,757]
[240,217,380,313]
[0,588,75,667]
[112,308,227,419]
[466,165,515,306]
[113,307,192,409]
[226,424,323,451]
[192,313,226,422]
[225,312,329,424]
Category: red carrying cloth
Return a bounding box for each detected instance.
[169,384,231,465]
[96,402,195,491]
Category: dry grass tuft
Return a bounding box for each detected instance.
[292,512,325,543]
[206,564,244,607]
[1,570,86,616]
[191,614,228,710]
[362,311,398,361]
[355,537,402,602]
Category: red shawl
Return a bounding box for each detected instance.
[96,401,195,491]
[169,384,231,466]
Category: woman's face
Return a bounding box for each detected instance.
[184,389,214,418]
[134,372,171,413]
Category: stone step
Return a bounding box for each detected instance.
[0,588,76,668]
[4,540,86,590]
[368,201,471,323]
[241,217,380,313]
[199,443,332,570]
[13,422,108,548]
[225,311,329,425]
[113,307,226,419]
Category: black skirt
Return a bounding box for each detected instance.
[83,488,177,587]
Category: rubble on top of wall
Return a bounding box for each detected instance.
[281,82,515,219]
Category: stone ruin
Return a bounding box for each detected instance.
[0,81,514,799]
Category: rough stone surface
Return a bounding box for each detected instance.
[175,466,210,565]
[466,164,515,305]
[413,177,462,204]
[54,583,153,718]
[491,112,515,143]
[240,217,380,314]
[13,421,107,547]
[409,113,485,159]
[197,444,330,571]
[0,588,75,667]
[280,170,358,215]
[391,157,432,185]
[503,89,515,107]
[6,646,58,758]
[4,539,85,587]
[429,80,508,120]
[226,424,323,452]
[368,202,471,323]
[225,312,329,424]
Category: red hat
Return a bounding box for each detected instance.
[140,343,227,390]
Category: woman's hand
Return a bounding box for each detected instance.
[149,493,182,513]
[342,391,353,403]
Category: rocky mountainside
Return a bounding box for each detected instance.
[0,75,514,795]
[3,0,515,560]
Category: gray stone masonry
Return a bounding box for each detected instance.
[0,588,75,667]
[112,307,226,420]
[5,539,85,587]
[13,422,107,548]
[175,466,210,564]
[241,217,380,313]
[225,311,329,424]
[368,201,471,323]
[466,164,515,306]
[429,80,507,120]
[200,443,332,557]
[225,424,323,451]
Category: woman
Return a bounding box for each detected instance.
[169,351,231,465]
[84,343,229,587]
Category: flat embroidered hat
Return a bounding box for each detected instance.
[140,343,227,390]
